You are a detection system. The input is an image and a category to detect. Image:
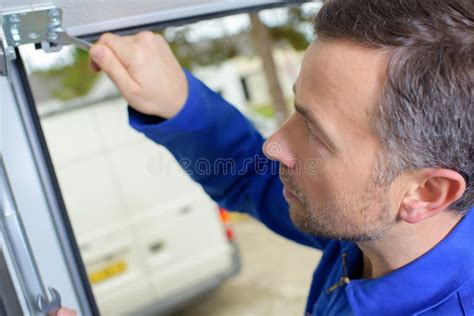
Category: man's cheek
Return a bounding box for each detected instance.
[304,177,333,204]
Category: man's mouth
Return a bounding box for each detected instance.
[280,177,301,203]
[283,185,300,202]
[280,166,302,203]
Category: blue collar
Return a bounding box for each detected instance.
[345,207,474,316]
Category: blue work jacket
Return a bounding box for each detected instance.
[128,70,474,316]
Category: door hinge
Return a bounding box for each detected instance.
[1,6,67,63]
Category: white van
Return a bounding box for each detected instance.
[0,1,307,315]
[34,94,241,315]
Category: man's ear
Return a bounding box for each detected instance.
[399,169,466,224]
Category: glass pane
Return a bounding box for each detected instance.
[20,3,321,315]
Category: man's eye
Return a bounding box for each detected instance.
[304,120,323,145]
[304,119,315,136]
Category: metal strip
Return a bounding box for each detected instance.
[0,157,52,315]
[80,1,308,41]
[8,49,98,315]
[0,40,6,76]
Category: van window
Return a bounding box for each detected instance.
[19,4,318,314]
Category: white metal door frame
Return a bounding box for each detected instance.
[0,53,98,315]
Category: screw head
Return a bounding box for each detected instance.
[49,18,61,27]
[28,32,40,40]
[9,27,20,43]
[8,14,20,24]
[47,32,59,41]
[5,46,16,60]
[48,8,61,18]
[12,34,21,42]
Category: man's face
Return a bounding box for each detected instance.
[263,40,404,242]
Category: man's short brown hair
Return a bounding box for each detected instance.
[314,0,474,212]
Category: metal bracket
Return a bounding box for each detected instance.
[0,39,6,77]
[1,6,65,61]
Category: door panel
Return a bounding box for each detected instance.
[2,0,307,37]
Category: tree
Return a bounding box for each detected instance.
[249,12,289,124]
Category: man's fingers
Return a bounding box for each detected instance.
[89,44,140,98]
[87,31,186,118]
[97,33,136,67]
[90,58,101,72]
[51,307,77,316]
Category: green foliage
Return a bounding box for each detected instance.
[252,104,276,118]
[166,8,312,68]
[34,48,99,101]
[270,26,310,51]
[269,8,313,51]
[34,7,311,100]
[166,28,241,69]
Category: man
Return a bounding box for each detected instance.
[86,0,473,315]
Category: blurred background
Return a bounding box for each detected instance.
[20,2,324,315]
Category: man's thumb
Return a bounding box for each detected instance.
[90,45,108,69]
[88,44,138,99]
[90,44,127,77]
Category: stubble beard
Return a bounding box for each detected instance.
[285,174,395,242]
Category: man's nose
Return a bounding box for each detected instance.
[263,122,297,169]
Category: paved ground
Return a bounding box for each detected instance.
[172,216,322,316]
